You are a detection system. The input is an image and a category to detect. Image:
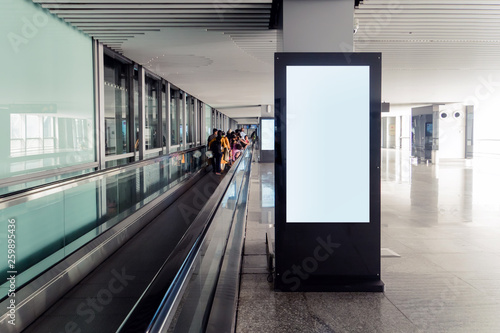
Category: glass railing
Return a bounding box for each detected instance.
[117,146,253,332]
[0,165,97,196]
[164,147,251,332]
[0,147,209,299]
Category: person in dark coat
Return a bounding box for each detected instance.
[210,132,223,175]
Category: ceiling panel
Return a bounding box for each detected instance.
[355,0,500,71]
[34,0,500,114]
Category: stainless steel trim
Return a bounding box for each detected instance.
[97,41,106,170]
[0,146,206,209]
[103,45,132,64]
[104,152,135,162]
[145,148,162,154]
[0,162,98,189]
[144,68,162,81]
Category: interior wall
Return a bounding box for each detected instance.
[438,104,466,159]
[0,0,95,181]
[383,69,500,159]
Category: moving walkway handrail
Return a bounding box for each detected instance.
[0,145,206,207]
[118,145,251,333]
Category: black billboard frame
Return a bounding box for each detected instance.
[274,52,384,292]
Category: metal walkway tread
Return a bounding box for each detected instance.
[23,172,225,333]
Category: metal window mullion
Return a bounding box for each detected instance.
[193,99,197,145]
[128,63,135,160]
[194,99,198,144]
[157,79,163,154]
[177,91,180,148]
[200,102,204,145]
[182,92,187,150]
[166,82,171,154]
[196,100,200,145]
[95,40,106,170]
[200,102,205,145]
[192,97,195,144]
[138,65,145,161]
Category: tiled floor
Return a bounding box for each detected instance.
[236,150,500,333]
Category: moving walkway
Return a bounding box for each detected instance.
[0,145,252,333]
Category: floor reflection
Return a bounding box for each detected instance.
[237,151,500,333]
[382,148,500,227]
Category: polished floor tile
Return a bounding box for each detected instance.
[237,150,500,333]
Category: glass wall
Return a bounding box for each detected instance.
[205,104,213,143]
[170,87,185,150]
[0,0,95,183]
[145,75,159,150]
[186,95,195,145]
[104,55,130,156]
[0,0,233,189]
[179,91,185,146]
[170,87,180,147]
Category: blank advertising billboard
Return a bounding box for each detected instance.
[274,52,383,292]
[286,66,370,223]
[261,118,274,151]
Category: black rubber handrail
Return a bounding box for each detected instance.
[117,146,251,333]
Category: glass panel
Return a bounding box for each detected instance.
[104,55,130,156]
[0,147,208,299]
[162,85,167,150]
[205,105,212,143]
[186,95,191,144]
[179,92,184,146]
[145,76,159,150]
[186,95,196,144]
[0,0,95,184]
[170,88,179,146]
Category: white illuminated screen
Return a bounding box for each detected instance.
[261,119,274,150]
[286,66,370,223]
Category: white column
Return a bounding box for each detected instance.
[283,0,354,52]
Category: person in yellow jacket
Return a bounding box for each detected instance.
[220,131,232,171]
[208,131,232,173]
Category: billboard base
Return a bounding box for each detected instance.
[274,276,385,292]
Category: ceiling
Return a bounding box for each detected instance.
[35,0,500,118]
